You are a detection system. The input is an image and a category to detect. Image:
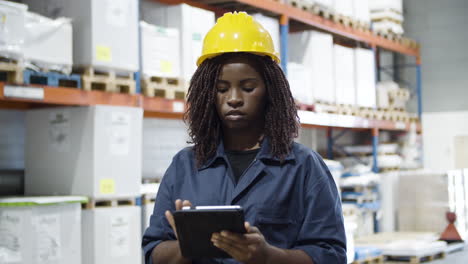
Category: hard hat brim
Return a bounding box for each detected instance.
[196,51,281,66]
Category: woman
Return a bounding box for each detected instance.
[143,12,346,264]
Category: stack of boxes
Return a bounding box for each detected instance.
[25,105,143,264]
[0,196,86,264]
[354,48,377,109]
[334,44,356,107]
[141,1,215,91]
[24,0,139,92]
[369,0,404,35]
[289,30,335,105]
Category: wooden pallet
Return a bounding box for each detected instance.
[385,251,445,263]
[310,4,332,19]
[141,193,156,205]
[353,255,384,264]
[333,14,352,27]
[337,104,359,116]
[286,0,311,11]
[82,197,136,210]
[313,102,338,114]
[142,76,186,100]
[76,67,136,94]
[0,56,23,84]
[23,69,81,88]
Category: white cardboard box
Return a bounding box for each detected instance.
[0,1,27,59]
[289,31,335,103]
[141,3,215,84]
[24,0,139,73]
[287,63,314,105]
[333,0,354,17]
[0,110,25,170]
[141,183,160,233]
[82,206,142,264]
[140,21,180,78]
[334,44,356,106]
[24,12,73,73]
[143,118,190,180]
[369,0,402,13]
[353,0,371,24]
[25,105,142,198]
[354,48,376,108]
[0,196,85,264]
[252,13,280,55]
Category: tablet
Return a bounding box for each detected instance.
[173,205,246,259]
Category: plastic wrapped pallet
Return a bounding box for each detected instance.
[140,21,180,79]
[397,170,468,240]
[24,12,73,74]
[287,63,314,105]
[0,196,85,264]
[354,48,376,108]
[252,13,280,54]
[353,0,371,25]
[82,206,142,264]
[141,3,215,86]
[373,21,404,35]
[24,0,139,73]
[142,118,190,180]
[334,44,356,106]
[333,0,354,17]
[289,31,335,104]
[25,106,142,198]
[0,1,27,60]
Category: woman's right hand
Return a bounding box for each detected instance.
[165,199,192,239]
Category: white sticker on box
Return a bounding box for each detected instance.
[109,112,130,156]
[110,214,130,257]
[4,85,44,100]
[105,0,128,28]
[33,214,61,263]
[49,111,70,153]
[173,102,184,113]
[0,211,23,263]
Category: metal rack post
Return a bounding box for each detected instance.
[280,15,289,75]
[372,128,379,173]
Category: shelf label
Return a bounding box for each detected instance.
[173,101,184,113]
[4,85,44,100]
[395,122,407,130]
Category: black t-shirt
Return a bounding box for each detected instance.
[225,148,260,185]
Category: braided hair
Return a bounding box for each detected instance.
[184,52,299,167]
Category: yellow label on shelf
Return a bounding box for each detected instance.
[100,179,116,194]
[160,60,173,73]
[96,45,112,62]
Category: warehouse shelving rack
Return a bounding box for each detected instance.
[0,0,422,174]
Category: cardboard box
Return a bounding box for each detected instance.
[353,0,371,24]
[141,3,215,84]
[25,106,142,198]
[333,0,354,17]
[142,118,190,180]
[82,206,142,264]
[369,0,402,13]
[252,13,280,54]
[334,44,356,106]
[0,196,85,264]
[354,48,376,108]
[24,12,73,73]
[24,0,139,73]
[140,21,180,78]
[141,183,160,233]
[0,1,27,59]
[287,63,314,105]
[289,31,335,104]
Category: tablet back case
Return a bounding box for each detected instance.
[174,208,245,259]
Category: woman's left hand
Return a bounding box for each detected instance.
[211,222,271,264]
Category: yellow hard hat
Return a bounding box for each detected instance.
[197,12,280,66]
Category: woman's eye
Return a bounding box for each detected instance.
[217,86,228,93]
[243,86,255,92]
